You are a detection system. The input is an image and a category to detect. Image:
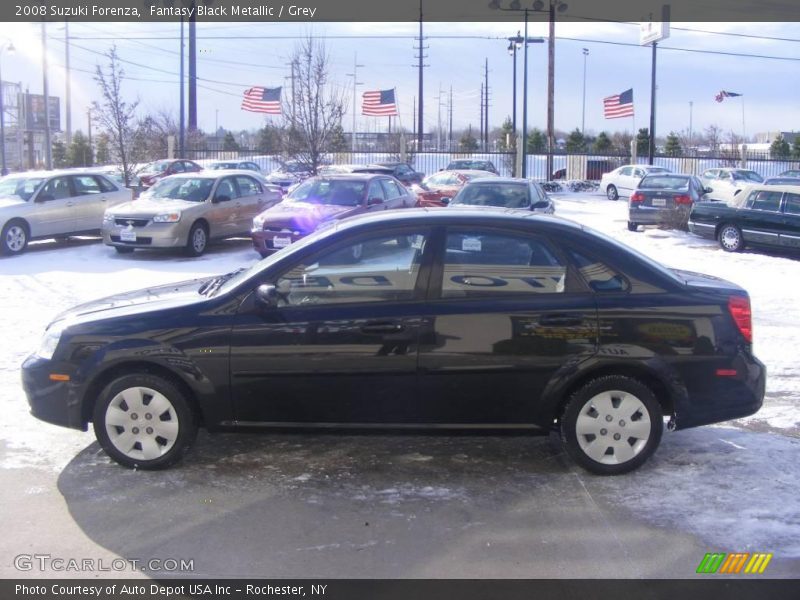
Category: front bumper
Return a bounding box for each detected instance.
[102,221,190,249]
[251,228,307,257]
[21,354,87,431]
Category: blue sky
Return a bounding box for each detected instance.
[0,20,797,141]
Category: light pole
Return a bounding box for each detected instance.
[0,40,15,176]
[490,1,544,178]
[581,48,588,135]
[688,100,693,152]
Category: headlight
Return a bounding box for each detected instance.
[35,321,65,360]
[153,212,181,223]
[253,213,267,230]
[102,213,115,223]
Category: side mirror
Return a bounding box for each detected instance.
[255,284,278,307]
[368,197,384,206]
[214,194,231,203]
[704,187,713,194]
[440,197,451,206]
[532,200,550,209]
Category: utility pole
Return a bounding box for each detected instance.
[41,22,51,169]
[436,83,442,150]
[65,21,72,146]
[412,96,416,140]
[484,58,489,149]
[87,108,92,153]
[581,48,588,135]
[188,4,197,131]
[479,82,484,149]
[648,41,657,164]
[414,0,428,151]
[546,0,556,179]
[291,59,297,119]
[346,52,364,152]
[179,17,185,156]
[448,85,453,152]
[688,100,693,151]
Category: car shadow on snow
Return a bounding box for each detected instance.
[53,427,800,578]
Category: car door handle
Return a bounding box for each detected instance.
[539,314,584,327]
[66,201,74,207]
[361,322,405,334]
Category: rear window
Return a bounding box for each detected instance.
[451,183,530,208]
[640,175,690,190]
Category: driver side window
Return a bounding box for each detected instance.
[367,180,386,202]
[39,177,73,201]
[274,232,428,306]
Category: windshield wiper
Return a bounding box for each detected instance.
[199,268,246,297]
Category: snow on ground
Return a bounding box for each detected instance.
[0,193,797,473]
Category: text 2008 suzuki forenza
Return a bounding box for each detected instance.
[22,209,765,474]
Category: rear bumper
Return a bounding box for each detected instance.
[673,350,766,430]
[629,206,689,225]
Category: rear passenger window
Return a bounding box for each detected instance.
[380,179,402,199]
[748,190,782,212]
[96,176,118,192]
[236,176,262,196]
[442,230,566,298]
[71,176,101,195]
[566,250,629,292]
[785,193,800,215]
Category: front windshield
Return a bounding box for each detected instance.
[287,179,366,206]
[0,177,46,201]
[452,183,530,208]
[145,161,170,173]
[282,162,306,174]
[640,175,690,190]
[146,177,214,202]
[211,163,237,170]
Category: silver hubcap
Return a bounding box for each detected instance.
[721,227,740,250]
[105,386,179,461]
[5,225,26,251]
[607,187,616,199]
[192,228,206,252]
[575,390,651,465]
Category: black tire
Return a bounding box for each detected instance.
[114,246,135,254]
[185,222,208,257]
[92,373,198,470]
[718,223,744,252]
[1,219,29,256]
[560,375,663,475]
[627,221,639,232]
[606,185,619,201]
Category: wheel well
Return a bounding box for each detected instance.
[192,218,209,233]
[81,361,205,427]
[4,217,30,236]
[553,365,675,426]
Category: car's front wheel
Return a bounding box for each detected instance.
[185,222,208,257]
[718,223,744,252]
[560,375,663,475]
[606,185,619,201]
[1,219,29,256]
[627,221,639,232]
[92,373,198,469]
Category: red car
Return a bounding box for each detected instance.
[414,169,498,207]
[251,173,416,257]
[138,159,203,188]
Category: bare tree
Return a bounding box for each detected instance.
[92,46,139,186]
[703,124,723,153]
[131,108,178,163]
[282,37,347,174]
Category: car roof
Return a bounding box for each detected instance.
[2,170,113,178]
[729,183,800,207]
[166,169,266,179]
[434,169,498,176]
[466,176,530,185]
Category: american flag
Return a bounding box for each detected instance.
[362,89,398,116]
[715,90,742,103]
[603,88,634,119]
[241,87,281,114]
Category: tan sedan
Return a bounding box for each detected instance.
[102,170,282,256]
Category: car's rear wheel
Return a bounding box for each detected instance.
[606,185,619,201]
[115,246,135,254]
[718,224,744,252]
[560,375,663,475]
[627,221,639,232]
[185,222,208,257]
[93,373,197,470]
[1,219,29,256]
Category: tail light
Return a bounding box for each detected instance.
[728,295,752,343]
[674,194,692,205]
[630,192,645,203]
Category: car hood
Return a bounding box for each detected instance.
[107,198,203,216]
[256,201,359,231]
[0,196,27,210]
[51,277,211,327]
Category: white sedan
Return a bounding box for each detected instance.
[600,164,671,201]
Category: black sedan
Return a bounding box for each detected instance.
[449,177,555,213]
[689,184,800,252]
[22,210,764,474]
[628,173,709,232]
[373,162,425,186]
